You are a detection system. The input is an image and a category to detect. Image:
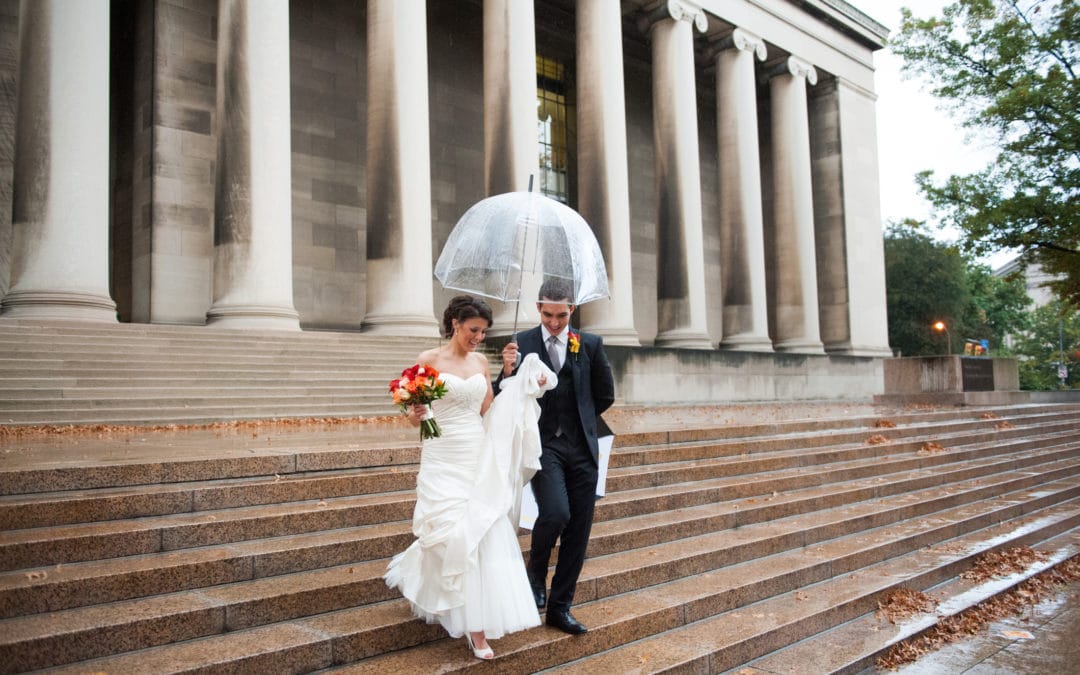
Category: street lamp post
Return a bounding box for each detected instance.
[933,321,952,355]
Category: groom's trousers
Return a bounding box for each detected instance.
[528,433,598,613]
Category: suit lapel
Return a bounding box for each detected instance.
[524,327,552,370]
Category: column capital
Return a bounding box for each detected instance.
[640,0,707,34]
[713,27,767,61]
[764,55,818,85]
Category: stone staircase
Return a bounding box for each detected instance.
[2,401,1080,673]
[0,320,443,425]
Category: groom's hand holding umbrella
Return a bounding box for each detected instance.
[502,340,547,387]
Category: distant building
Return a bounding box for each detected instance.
[994,257,1058,309]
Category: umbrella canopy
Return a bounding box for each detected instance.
[434,191,610,306]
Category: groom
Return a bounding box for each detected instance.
[498,278,615,635]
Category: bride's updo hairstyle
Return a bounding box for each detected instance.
[442,295,493,338]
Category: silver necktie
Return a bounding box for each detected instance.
[547,335,561,371]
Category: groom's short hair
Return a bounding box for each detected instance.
[538,278,573,304]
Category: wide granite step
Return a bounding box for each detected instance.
[6,458,1079,671]
[309,498,1080,672]
[4,442,1076,620]
[3,418,1075,571]
[540,513,1080,675]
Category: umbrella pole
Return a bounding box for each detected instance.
[511,174,534,343]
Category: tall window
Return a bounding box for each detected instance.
[536,55,573,204]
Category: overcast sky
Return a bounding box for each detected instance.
[844,0,1013,268]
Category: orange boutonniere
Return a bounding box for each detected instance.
[568,331,580,360]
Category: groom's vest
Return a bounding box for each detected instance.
[540,357,584,447]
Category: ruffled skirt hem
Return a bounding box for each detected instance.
[385,515,540,639]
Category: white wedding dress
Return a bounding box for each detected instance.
[384,371,542,639]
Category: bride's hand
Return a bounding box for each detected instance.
[405,403,425,427]
[537,374,547,387]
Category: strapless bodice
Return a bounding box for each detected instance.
[429,372,486,434]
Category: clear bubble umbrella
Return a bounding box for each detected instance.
[434,190,610,335]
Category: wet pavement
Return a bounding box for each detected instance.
[862,581,1080,674]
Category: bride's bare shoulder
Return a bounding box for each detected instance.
[469,351,492,375]
[416,347,440,364]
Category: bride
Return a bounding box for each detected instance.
[385,295,545,659]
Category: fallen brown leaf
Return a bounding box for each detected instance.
[917,441,946,456]
[877,555,1080,670]
[961,546,1049,583]
[876,588,937,624]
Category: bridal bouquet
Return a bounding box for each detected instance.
[389,364,448,440]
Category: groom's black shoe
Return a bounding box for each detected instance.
[546,610,587,635]
[529,580,546,609]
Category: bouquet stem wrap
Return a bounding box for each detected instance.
[419,404,441,440]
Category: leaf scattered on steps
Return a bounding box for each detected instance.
[961,546,1049,583]
[995,421,1015,430]
[865,434,891,445]
[876,588,937,623]
[1000,629,1034,639]
[980,412,1000,420]
[917,441,946,455]
[877,555,1080,670]
[874,419,897,428]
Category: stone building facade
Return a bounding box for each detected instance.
[0,0,892,358]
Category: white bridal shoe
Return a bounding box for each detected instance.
[466,633,494,660]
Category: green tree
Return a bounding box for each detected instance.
[885,222,1031,356]
[1012,299,1080,389]
[956,262,1031,351]
[891,0,1079,304]
[885,223,970,356]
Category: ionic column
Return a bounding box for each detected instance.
[206,0,300,330]
[646,0,712,349]
[1,0,117,321]
[484,0,538,334]
[714,28,771,351]
[767,56,824,353]
[484,0,537,195]
[362,0,439,336]
[575,0,639,346]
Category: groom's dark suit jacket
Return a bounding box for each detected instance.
[497,325,615,463]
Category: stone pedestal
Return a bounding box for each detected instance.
[877,356,1027,406]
